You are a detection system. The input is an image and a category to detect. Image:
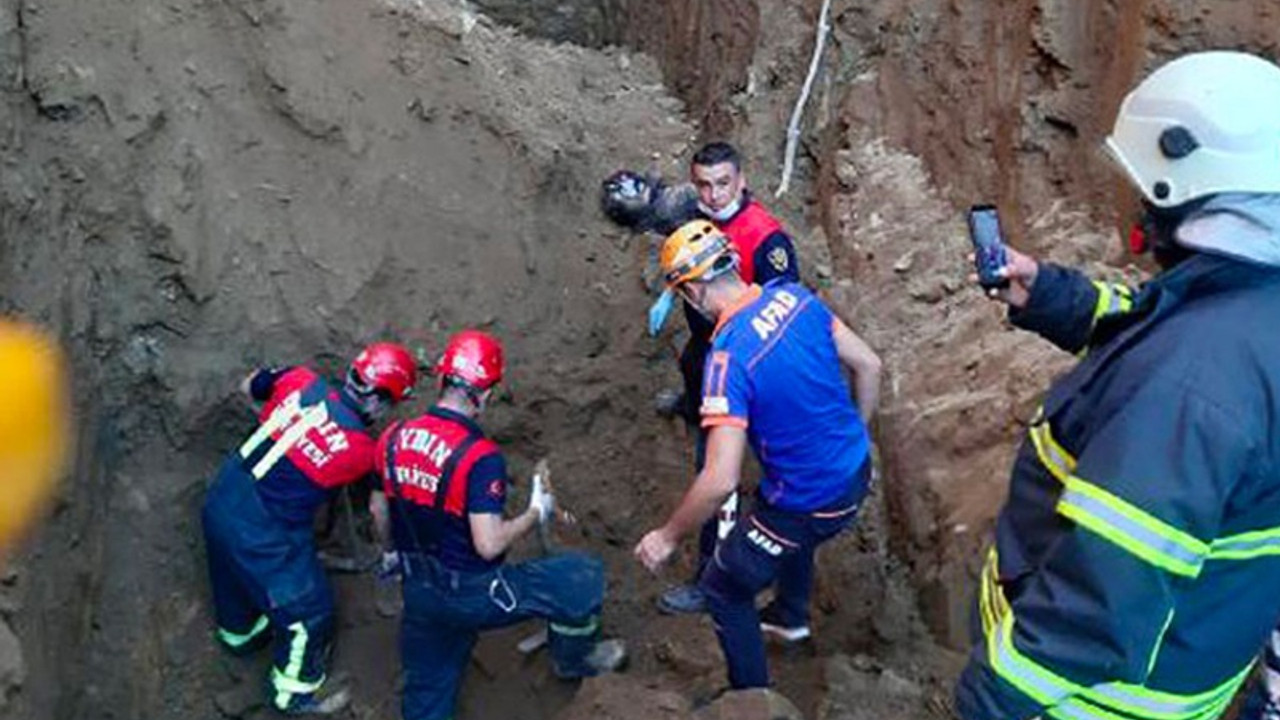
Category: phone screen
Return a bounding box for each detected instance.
[968,205,1009,289]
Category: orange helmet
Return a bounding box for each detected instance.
[659,220,737,288]
[0,320,69,555]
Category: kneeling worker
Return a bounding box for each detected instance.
[634,221,882,689]
[202,342,419,714]
[371,329,626,720]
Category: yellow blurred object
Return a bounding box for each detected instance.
[0,320,69,554]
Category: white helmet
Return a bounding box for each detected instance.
[1105,51,1280,208]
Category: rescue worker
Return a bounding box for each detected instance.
[201,342,418,715]
[0,319,68,564]
[649,141,804,616]
[634,221,881,689]
[370,330,626,720]
[953,51,1280,720]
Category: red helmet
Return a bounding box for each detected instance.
[435,330,504,392]
[349,342,418,402]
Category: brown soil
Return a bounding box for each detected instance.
[0,0,1275,719]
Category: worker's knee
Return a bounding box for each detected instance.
[524,551,605,620]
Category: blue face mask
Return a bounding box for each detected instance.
[698,194,743,223]
[647,289,676,336]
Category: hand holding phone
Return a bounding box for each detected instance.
[967,205,1010,290]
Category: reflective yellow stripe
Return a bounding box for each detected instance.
[550,617,599,637]
[1210,526,1280,560]
[988,608,1082,705]
[1029,423,1208,578]
[979,548,1009,638]
[273,621,320,709]
[1090,281,1134,323]
[1092,282,1116,323]
[217,615,268,648]
[982,543,1251,719]
[1076,661,1251,720]
[273,669,325,695]
[1146,609,1174,676]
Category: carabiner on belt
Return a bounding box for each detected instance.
[489,573,518,614]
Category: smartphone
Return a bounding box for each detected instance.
[967,204,1010,289]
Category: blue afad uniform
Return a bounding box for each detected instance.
[696,282,872,689]
[954,254,1280,720]
[201,367,377,712]
[376,407,607,720]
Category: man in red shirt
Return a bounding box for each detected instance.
[202,343,418,715]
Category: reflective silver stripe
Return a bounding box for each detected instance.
[1032,424,1077,477]
[1084,679,1239,720]
[1031,422,1208,577]
[989,615,1079,705]
[1059,489,1205,577]
[1090,282,1134,322]
[1210,529,1280,559]
[1047,698,1123,720]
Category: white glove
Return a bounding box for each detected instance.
[529,473,555,524]
[376,550,402,580]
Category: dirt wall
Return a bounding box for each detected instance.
[0,0,697,716]
[808,0,1280,647]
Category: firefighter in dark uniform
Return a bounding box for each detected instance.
[954,51,1280,720]
[202,342,418,715]
[370,330,625,720]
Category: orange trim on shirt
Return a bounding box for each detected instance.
[702,416,748,430]
[712,284,763,339]
[706,351,730,398]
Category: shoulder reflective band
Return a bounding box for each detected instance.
[1028,422,1208,578]
[239,390,330,480]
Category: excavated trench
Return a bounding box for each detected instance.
[2,1,1278,718]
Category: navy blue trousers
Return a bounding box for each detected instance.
[202,457,335,712]
[698,464,868,689]
[400,551,606,720]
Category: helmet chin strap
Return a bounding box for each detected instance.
[1133,198,1208,269]
[439,377,489,415]
[343,379,389,424]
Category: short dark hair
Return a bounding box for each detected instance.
[692,142,741,172]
